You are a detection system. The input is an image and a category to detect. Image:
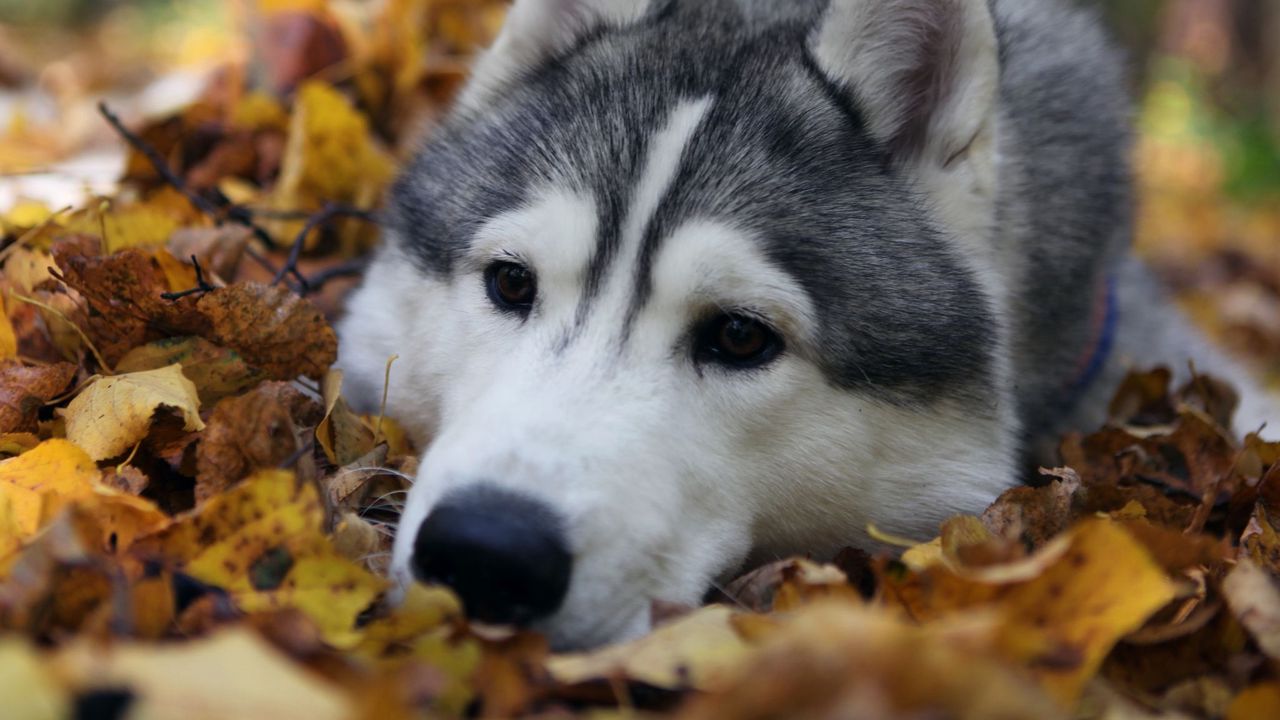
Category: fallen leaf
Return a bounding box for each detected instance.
[63,365,204,462]
[52,627,352,719]
[195,381,323,502]
[880,519,1177,705]
[137,470,385,646]
[0,639,67,719]
[1222,560,1280,660]
[1227,683,1280,720]
[0,439,99,536]
[0,361,77,434]
[116,336,266,405]
[548,605,752,690]
[197,283,338,381]
[315,369,375,467]
[677,602,1065,720]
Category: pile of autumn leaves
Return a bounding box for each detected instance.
[4,227,1280,720]
[1,223,1279,719]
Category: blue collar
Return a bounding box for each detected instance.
[1064,275,1118,405]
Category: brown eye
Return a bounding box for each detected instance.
[486,262,537,312]
[696,313,783,369]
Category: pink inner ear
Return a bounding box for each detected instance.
[810,0,995,164]
[881,4,968,160]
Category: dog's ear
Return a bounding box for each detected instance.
[810,0,998,168]
[459,0,650,111]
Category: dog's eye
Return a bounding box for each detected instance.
[696,314,784,369]
[486,261,537,312]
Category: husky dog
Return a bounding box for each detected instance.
[338,0,1277,649]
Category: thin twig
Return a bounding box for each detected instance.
[160,256,216,301]
[97,102,281,250]
[298,258,369,296]
[272,203,377,286]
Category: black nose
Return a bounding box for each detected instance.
[412,486,572,626]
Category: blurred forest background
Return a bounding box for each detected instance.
[0,0,1277,385]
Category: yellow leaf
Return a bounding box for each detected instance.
[881,519,1175,706]
[1228,684,1280,720]
[52,627,351,720]
[315,369,375,466]
[0,439,99,535]
[140,470,386,646]
[63,365,205,461]
[0,294,16,361]
[680,602,1064,720]
[0,639,66,720]
[548,605,752,690]
[64,202,182,253]
[2,246,57,293]
[274,81,394,215]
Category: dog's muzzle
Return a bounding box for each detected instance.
[411,485,573,626]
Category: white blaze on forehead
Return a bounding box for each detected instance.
[607,96,715,293]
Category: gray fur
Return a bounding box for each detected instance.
[376,0,1272,465]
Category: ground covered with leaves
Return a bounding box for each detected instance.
[2,1,1280,719]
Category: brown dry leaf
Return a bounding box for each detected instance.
[197,283,338,381]
[195,381,323,502]
[0,361,77,434]
[548,605,752,690]
[880,518,1176,705]
[63,365,204,462]
[1221,560,1280,660]
[677,602,1064,720]
[1227,683,1280,720]
[52,627,352,719]
[982,469,1081,550]
[137,470,385,646]
[53,242,208,363]
[168,225,252,282]
[116,336,266,406]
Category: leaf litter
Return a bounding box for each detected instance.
[0,1,1279,719]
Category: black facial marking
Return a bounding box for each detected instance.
[390,0,997,403]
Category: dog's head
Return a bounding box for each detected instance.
[339,0,1018,649]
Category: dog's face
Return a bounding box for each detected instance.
[339,0,1019,649]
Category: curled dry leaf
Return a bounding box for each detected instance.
[0,361,77,434]
[63,364,204,462]
[315,369,376,467]
[880,518,1176,705]
[195,381,323,502]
